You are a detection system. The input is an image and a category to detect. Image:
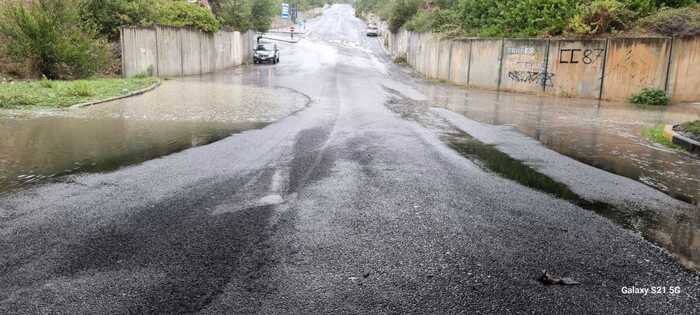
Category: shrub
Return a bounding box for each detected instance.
[406,8,462,34]
[630,88,670,105]
[636,4,700,36]
[250,0,276,33]
[393,56,408,64]
[65,81,96,97]
[0,0,111,79]
[217,0,253,31]
[80,0,221,37]
[0,93,37,108]
[678,120,700,140]
[156,0,221,32]
[38,75,54,88]
[388,0,420,33]
[79,0,158,38]
[569,0,635,35]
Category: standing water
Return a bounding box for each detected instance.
[0,78,310,194]
[426,86,700,206]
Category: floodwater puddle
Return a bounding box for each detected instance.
[426,87,700,206]
[0,79,310,194]
[444,132,699,271]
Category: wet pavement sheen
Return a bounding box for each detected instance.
[0,4,698,314]
[0,80,309,193]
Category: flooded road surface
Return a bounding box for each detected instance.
[0,79,310,193]
[1,5,698,314]
[385,90,700,271]
[424,86,700,205]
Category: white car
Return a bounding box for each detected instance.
[366,25,379,37]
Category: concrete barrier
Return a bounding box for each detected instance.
[380,29,700,103]
[437,39,452,81]
[156,27,182,77]
[546,39,606,98]
[121,26,254,78]
[468,39,503,90]
[667,37,700,103]
[180,28,202,76]
[449,40,470,84]
[120,28,157,77]
[602,37,672,101]
[499,39,549,93]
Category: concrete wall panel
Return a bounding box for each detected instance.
[155,27,182,77]
[546,39,606,98]
[121,28,157,77]
[214,32,233,70]
[499,39,549,93]
[122,26,250,78]
[437,39,452,81]
[602,38,671,101]
[668,37,700,103]
[179,28,202,75]
[468,39,503,90]
[200,33,216,74]
[449,40,470,85]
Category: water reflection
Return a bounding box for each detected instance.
[426,86,700,205]
[445,132,699,271]
[0,79,310,193]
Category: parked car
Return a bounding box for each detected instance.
[253,43,279,64]
[366,25,379,37]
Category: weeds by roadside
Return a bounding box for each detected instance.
[0,77,158,109]
[643,125,680,149]
[630,88,670,106]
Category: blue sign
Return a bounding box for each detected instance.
[281,3,289,19]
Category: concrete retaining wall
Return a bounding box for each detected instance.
[667,37,700,103]
[602,38,672,101]
[121,26,255,78]
[380,26,700,103]
[499,39,549,93]
[468,39,503,90]
[449,40,470,84]
[546,39,606,98]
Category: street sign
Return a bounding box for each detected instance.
[281,3,289,19]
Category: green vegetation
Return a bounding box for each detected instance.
[0,0,111,79]
[630,88,670,106]
[636,4,700,36]
[679,120,700,138]
[643,125,680,148]
[356,0,700,37]
[0,77,158,109]
[214,0,328,32]
[80,0,221,38]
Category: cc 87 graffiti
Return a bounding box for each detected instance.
[559,48,605,64]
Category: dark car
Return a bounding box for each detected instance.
[253,43,279,64]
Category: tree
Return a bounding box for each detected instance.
[0,0,110,79]
[251,0,276,32]
[218,0,253,31]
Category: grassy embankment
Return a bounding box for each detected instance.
[643,125,679,149]
[0,77,158,109]
[679,120,700,139]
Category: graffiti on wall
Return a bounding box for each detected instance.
[504,46,553,88]
[559,48,605,64]
[507,71,554,87]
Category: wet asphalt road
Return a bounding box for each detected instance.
[1,4,698,314]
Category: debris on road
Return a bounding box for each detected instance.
[539,270,582,286]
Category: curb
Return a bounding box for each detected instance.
[70,80,162,109]
[664,124,700,154]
